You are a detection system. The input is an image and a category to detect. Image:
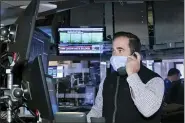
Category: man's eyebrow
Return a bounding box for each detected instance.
[116,47,124,50]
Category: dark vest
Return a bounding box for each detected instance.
[102,64,162,123]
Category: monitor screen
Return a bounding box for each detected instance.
[28,29,50,74]
[84,86,96,105]
[48,66,57,78]
[58,27,104,54]
[48,66,63,78]
[46,75,59,114]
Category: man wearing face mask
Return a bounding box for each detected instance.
[87,32,164,123]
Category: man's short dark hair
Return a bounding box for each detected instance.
[113,31,141,53]
[167,68,180,76]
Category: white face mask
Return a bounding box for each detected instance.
[110,56,128,71]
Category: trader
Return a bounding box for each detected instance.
[87,32,164,123]
[164,68,181,96]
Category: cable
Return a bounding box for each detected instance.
[14,112,26,123]
[0,112,7,119]
[0,102,36,123]
[22,104,36,117]
[0,63,6,69]
[0,110,6,122]
[11,103,36,118]
[11,105,26,123]
[0,101,11,119]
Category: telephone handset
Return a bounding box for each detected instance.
[117,51,137,76]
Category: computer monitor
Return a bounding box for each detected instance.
[84,86,96,105]
[58,26,104,55]
[23,55,54,122]
[45,74,59,114]
[54,112,87,123]
[9,0,40,61]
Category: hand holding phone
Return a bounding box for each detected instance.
[131,52,137,59]
[117,52,139,76]
[126,52,141,76]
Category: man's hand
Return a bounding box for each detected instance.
[126,52,141,76]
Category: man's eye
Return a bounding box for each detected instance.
[119,50,123,53]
